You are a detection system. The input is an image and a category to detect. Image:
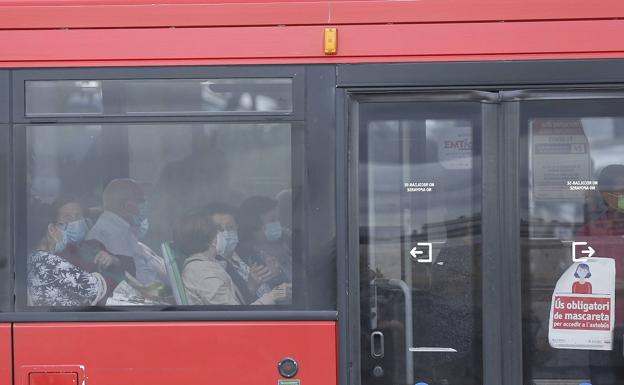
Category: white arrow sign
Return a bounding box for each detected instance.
[410,242,432,263]
[572,241,595,262]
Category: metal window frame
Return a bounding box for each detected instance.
[0,72,8,123]
[12,66,305,123]
[340,89,502,385]
[5,64,338,322]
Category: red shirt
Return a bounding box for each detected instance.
[572,281,593,294]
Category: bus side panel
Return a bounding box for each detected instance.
[0,324,11,385]
[13,321,337,385]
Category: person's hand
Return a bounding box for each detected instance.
[251,263,278,284]
[94,250,120,270]
[270,283,292,303]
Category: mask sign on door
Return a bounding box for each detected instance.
[548,257,615,351]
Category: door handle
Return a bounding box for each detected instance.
[371,331,385,358]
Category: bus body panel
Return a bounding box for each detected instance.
[0,324,10,385]
[1,0,624,29]
[14,321,337,385]
[2,20,624,68]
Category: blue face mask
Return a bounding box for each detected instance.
[65,219,88,244]
[216,230,239,257]
[132,218,149,240]
[264,221,282,242]
[53,227,69,254]
[133,201,149,227]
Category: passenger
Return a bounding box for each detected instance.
[87,179,166,285]
[27,198,107,306]
[49,198,136,298]
[198,203,277,304]
[237,196,292,287]
[173,210,290,305]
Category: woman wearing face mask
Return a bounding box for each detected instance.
[54,198,136,297]
[198,203,278,304]
[236,196,293,290]
[27,197,107,306]
[173,210,290,305]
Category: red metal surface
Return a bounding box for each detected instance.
[0,324,11,385]
[2,0,624,29]
[1,19,624,67]
[14,321,337,385]
[29,372,78,385]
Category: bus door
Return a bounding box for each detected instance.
[348,92,495,385]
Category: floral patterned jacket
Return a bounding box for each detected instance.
[27,250,107,306]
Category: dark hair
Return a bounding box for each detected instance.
[28,195,80,252]
[574,263,592,279]
[237,196,277,242]
[598,164,624,192]
[173,210,219,259]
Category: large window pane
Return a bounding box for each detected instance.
[22,123,301,309]
[521,98,624,384]
[25,78,293,116]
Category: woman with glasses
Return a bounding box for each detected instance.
[27,196,107,306]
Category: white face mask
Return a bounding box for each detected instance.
[132,218,149,240]
[216,230,239,257]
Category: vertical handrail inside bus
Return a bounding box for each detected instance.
[371,278,413,385]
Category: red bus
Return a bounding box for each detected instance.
[2,1,624,385]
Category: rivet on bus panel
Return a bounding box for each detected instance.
[324,28,337,55]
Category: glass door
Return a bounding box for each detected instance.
[515,91,624,385]
[350,93,495,385]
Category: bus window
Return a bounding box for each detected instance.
[521,97,624,384]
[19,122,300,309]
[25,78,293,117]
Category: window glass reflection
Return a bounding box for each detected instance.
[25,78,292,116]
[25,123,294,307]
[522,100,624,384]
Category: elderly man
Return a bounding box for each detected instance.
[87,178,166,285]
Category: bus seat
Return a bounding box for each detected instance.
[161,241,189,305]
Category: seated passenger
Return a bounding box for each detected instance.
[50,198,136,297]
[237,196,292,287]
[173,210,290,305]
[27,198,107,306]
[198,203,278,304]
[87,178,166,285]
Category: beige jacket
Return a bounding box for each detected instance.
[182,252,274,305]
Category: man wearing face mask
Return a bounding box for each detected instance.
[87,179,167,286]
[577,164,624,383]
